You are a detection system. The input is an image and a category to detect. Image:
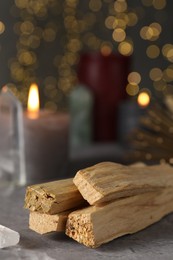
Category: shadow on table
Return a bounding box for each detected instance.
[96,214,173,253]
[19,231,48,250]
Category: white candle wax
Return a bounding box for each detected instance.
[23,110,69,184]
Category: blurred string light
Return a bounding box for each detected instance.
[109,0,170,99]
[10,0,119,108]
[107,0,141,97]
[126,72,141,96]
[0,0,170,106]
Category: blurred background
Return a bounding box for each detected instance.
[0,0,173,176]
[0,0,172,106]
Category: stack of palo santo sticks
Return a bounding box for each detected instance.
[25,161,173,248]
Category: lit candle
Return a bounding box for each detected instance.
[23,83,69,184]
[118,92,151,142]
[27,83,40,119]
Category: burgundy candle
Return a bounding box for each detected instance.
[77,52,130,141]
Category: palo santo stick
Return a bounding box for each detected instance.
[29,211,69,235]
[73,162,173,205]
[66,187,173,248]
[25,178,86,215]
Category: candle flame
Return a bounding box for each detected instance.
[137,92,150,108]
[27,83,40,119]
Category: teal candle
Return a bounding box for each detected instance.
[69,85,93,149]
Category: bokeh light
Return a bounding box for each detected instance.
[89,0,102,12]
[118,40,133,56]
[146,45,160,58]
[0,21,5,34]
[149,68,163,81]
[114,1,127,13]
[137,91,151,107]
[0,0,169,106]
[162,44,173,62]
[112,28,126,42]
[126,83,139,96]
[153,0,166,10]
[128,72,141,85]
[163,66,173,82]
[100,42,113,56]
[140,23,162,41]
[127,12,138,27]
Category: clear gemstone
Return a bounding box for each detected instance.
[0,225,20,249]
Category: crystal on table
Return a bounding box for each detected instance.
[0,225,20,249]
[0,87,26,188]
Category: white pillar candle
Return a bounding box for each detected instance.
[0,85,69,186]
[23,110,69,184]
[22,84,69,185]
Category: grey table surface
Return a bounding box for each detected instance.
[0,188,173,260]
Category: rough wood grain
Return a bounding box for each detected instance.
[29,211,69,234]
[73,162,173,205]
[66,187,173,248]
[25,178,86,214]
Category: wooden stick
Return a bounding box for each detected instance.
[66,187,173,248]
[73,162,173,205]
[29,211,69,235]
[25,178,86,215]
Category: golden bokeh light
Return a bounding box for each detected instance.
[151,22,162,33]
[0,21,5,34]
[67,38,82,53]
[127,12,138,27]
[100,42,112,56]
[105,16,115,29]
[153,79,167,91]
[140,23,162,41]
[149,68,163,81]
[8,0,171,108]
[140,26,153,40]
[18,50,36,66]
[113,18,127,30]
[89,0,102,12]
[166,49,173,62]
[114,1,127,13]
[150,22,162,40]
[126,83,139,96]
[118,40,133,56]
[153,0,166,10]
[112,28,126,42]
[162,44,173,62]
[137,92,150,107]
[20,21,34,35]
[128,72,141,85]
[146,45,160,58]
[162,44,173,55]
[163,66,173,82]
